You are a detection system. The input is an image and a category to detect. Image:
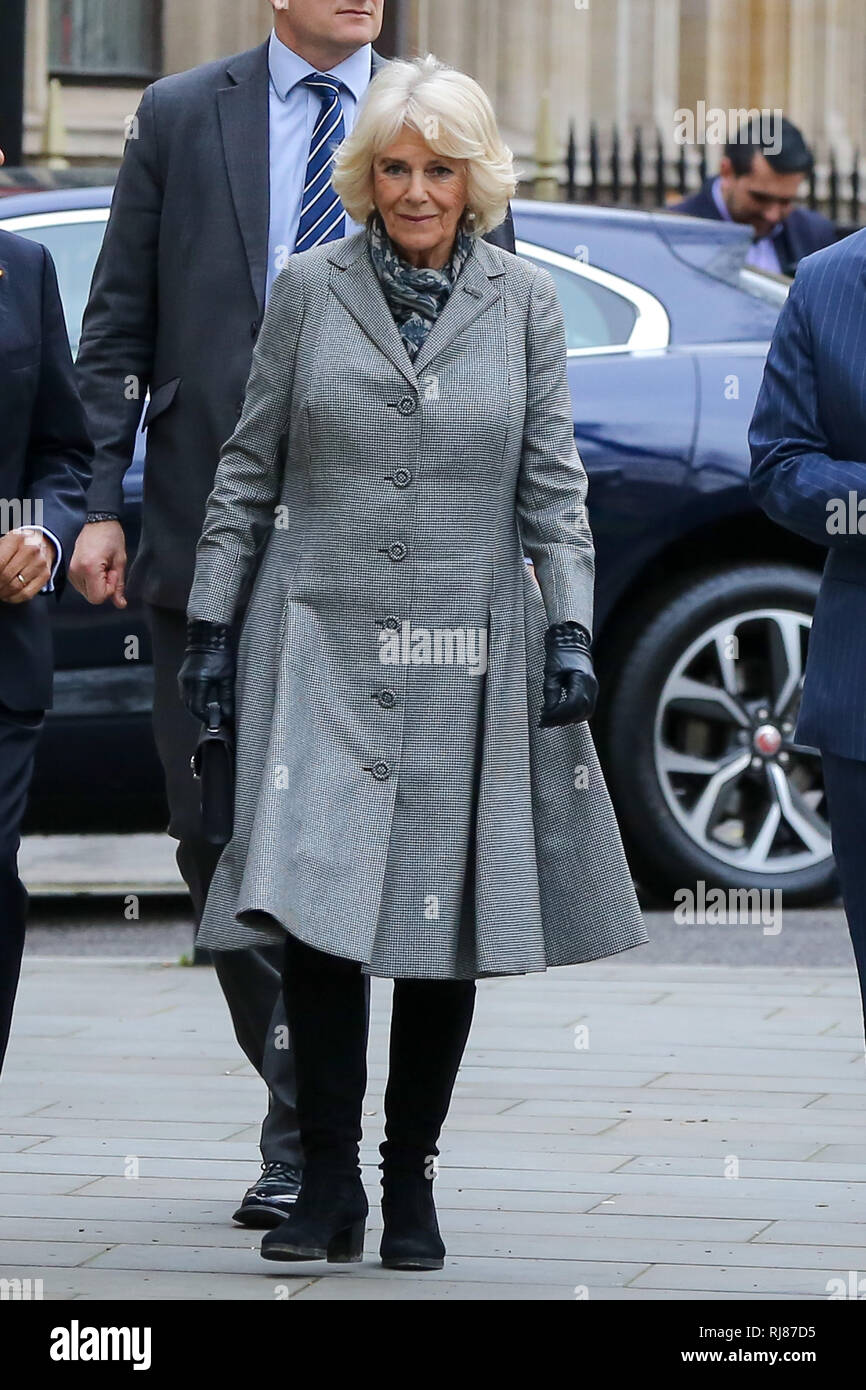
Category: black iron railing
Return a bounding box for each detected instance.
[557,121,862,236]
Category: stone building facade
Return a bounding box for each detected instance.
[22,0,866,186]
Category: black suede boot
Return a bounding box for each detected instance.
[379,977,476,1271]
[261,937,370,1264]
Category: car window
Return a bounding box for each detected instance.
[10,218,105,357]
[737,265,790,308]
[520,252,638,350]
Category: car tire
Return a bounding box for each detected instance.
[600,562,837,906]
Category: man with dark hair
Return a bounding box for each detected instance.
[673,115,835,275]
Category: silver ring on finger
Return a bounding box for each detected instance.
[16,573,26,586]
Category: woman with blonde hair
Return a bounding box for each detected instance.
[180,54,646,1272]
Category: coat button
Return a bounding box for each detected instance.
[250,321,259,339]
[377,689,396,709]
[387,541,407,562]
[235,399,244,417]
[381,615,400,630]
[397,396,417,416]
[371,760,391,781]
[392,467,412,488]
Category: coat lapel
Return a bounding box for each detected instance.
[410,238,505,377]
[328,235,419,390]
[217,42,271,315]
[327,234,506,388]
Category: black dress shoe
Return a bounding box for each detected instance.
[232,1162,302,1229]
[260,1168,368,1263]
[379,1171,445,1271]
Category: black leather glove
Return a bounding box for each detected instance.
[178,620,235,725]
[539,621,599,728]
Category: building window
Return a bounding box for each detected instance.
[49,0,161,82]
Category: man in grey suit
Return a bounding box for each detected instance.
[70,0,516,1226]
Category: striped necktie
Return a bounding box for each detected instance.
[294,73,347,253]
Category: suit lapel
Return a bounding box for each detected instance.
[777,221,798,276]
[217,42,271,315]
[217,44,384,315]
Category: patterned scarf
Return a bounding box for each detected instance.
[367,211,475,361]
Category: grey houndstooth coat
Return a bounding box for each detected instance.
[187,229,648,978]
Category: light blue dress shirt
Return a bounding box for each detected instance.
[266,31,373,301]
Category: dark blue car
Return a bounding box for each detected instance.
[0,189,833,903]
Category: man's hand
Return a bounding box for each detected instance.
[69,520,127,608]
[0,529,56,604]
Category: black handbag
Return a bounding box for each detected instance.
[191,701,235,846]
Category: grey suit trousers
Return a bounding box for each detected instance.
[146,604,303,1167]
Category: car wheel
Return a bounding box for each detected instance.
[602,562,836,906]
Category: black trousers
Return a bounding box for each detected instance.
[818,751,866,1040]
[282,933,476,1176]
[0,700,44,1074]
[146,604,302,1166]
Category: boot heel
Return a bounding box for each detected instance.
[327,1218,366,1263]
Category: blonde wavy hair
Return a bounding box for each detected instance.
[332,54,516,238]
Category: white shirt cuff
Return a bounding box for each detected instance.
[18,526,63,592]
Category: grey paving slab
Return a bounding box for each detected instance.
[0,1173,102,1196]
[20,832,184,894]
[24,1137,265,1161]
[0,1154,262,1180]
[0,1266,313,1300]
[649,1071,866,1095]
[807,1145,866,1165]
[68,1177,260,1200]
[0,1217,265,1247]
[581,1189,866,1221]
[0,1118,254,1141]
[598,1118,862,1144]
[289,1277,571,1300]
[443,1136,825,1160]
[618,1155,866,1181]
[0,1194,243,1222]
[4,956,866,1300]
[808,1092,866,1110]
[453,1084,829,1108]
[86,1243,649,1289]
[0,1240,111,1267]
[628,1263,844,1297]
[755,1221,866,1248]
[510,1099,839,1122]
[0,1134,46,1152]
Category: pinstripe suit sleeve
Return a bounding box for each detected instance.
[749,269,863,549]
[515,265,595,633]
[187,257,306,624]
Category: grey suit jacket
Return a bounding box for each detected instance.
[75,40,515,612]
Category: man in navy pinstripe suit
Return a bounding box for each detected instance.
[750,227,866,1037]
